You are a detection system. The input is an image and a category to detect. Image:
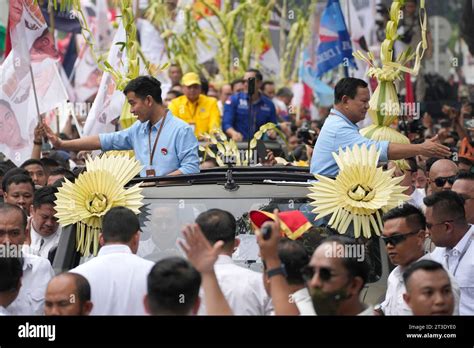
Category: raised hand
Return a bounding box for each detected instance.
[179,223,224,274]
[42,119,62,148]
[419,135,451,158]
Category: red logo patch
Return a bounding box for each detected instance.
[161,148,168,155]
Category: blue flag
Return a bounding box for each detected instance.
[316,0,356,77]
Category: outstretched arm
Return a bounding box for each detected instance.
[388,135,451,160]
[43,119,101,152]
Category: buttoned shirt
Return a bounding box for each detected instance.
[168,95,221,137]
[310,108,389,176]
[70,244,155,315]
[223,92,277,141]
[431,225,474,315]
[29,224,61,259]
[99,111,200,177]
[381,253,461,315]
[7,252,54,315]
[198,255,271,315]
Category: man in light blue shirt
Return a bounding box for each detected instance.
[43,76,199,177]
[310,78,451,177]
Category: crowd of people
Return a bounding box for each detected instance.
[0,54,473,317]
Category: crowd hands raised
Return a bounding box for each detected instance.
[1,185,473,316]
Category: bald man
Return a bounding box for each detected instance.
[44,273,93,316]
[428,159,458,193]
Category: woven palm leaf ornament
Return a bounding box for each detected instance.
[353,0,427,146]
[308,144,409,238]
[54,154,144,256]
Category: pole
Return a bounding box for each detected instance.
[29,65,42,123]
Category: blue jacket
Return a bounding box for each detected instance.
[223,92,277,140]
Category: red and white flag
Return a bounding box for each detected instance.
[0,0,68,165]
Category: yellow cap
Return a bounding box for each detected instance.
[181,72,201,86]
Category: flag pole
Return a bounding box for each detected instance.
[29,65,43,123]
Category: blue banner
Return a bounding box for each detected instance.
[316,0,356,77]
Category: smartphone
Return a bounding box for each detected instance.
[256,139,267,163]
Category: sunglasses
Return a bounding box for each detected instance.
[434,175,456,187]
[381,230,420,246]
[301,265,337,282]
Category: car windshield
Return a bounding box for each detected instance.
[132,197,382,283]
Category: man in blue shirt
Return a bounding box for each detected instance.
[43,76,199,177]
[310,77,451,177]
[223,69,277,141]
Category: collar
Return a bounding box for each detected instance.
[98,244,133,257]
[143,111,172,134]
[186,95,202,106]
[215,254,234,265]
[20,251,37,271]
[447,224,474,255]
[330,108,358,128]
[0,306,10,315]
[393,253,427,280]
[30,224,58,244]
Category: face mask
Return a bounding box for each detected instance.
[310,287,350,315]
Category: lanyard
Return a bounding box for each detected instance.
[445,231,473,276]
[148,114,167,166]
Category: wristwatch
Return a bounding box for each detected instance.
[266,264,287,279]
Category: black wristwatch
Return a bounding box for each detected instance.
[266,264,287,278]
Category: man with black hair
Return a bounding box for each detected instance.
[70,206,154,315]
[263,239,314,315]
[44,273,93,316]
[195,208,270,315]
[378,203,459,315]
[310,77,451,176]
[0,257,23,315]
[20,159,48,187]
[46,167,76,186]
[29,186,61,259]
[402,260,454,316]
[304,235,372,315]
[0,203,54,315]
[387,158,425,209]
[3,174,35,214]
[424,191,474,314]
[261,81,276,99]
[144,257,201,315]
[43,76,199,177]
[452,172,474,224]
[223,68,277,141]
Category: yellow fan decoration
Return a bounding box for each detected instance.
[308,144,409,239]
[353,0,427,146]
[54,154,144,256]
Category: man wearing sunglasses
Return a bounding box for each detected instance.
[305,236,372,315]
[452,172,474,224]
[424,191,474,315]
[378,204,460,315]
[428,159,458,193]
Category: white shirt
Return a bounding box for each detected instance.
[381,253,461,315]
[70,244,155,315]
[358,305,375,316]
[408,188,426,211]
[0,306,11,315]
[290,287,315,315]
[431,225,474,315]
[7,253,54,315]
[198,255,271,315]
[29,224,61,259]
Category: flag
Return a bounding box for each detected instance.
[73,0,113,102]
[315,0,356,77]
[1,0,68,166]
[299,49,334,107]
[40,1,82,33]
[83,23,127,136]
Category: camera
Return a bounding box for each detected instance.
[296,126,316,146]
